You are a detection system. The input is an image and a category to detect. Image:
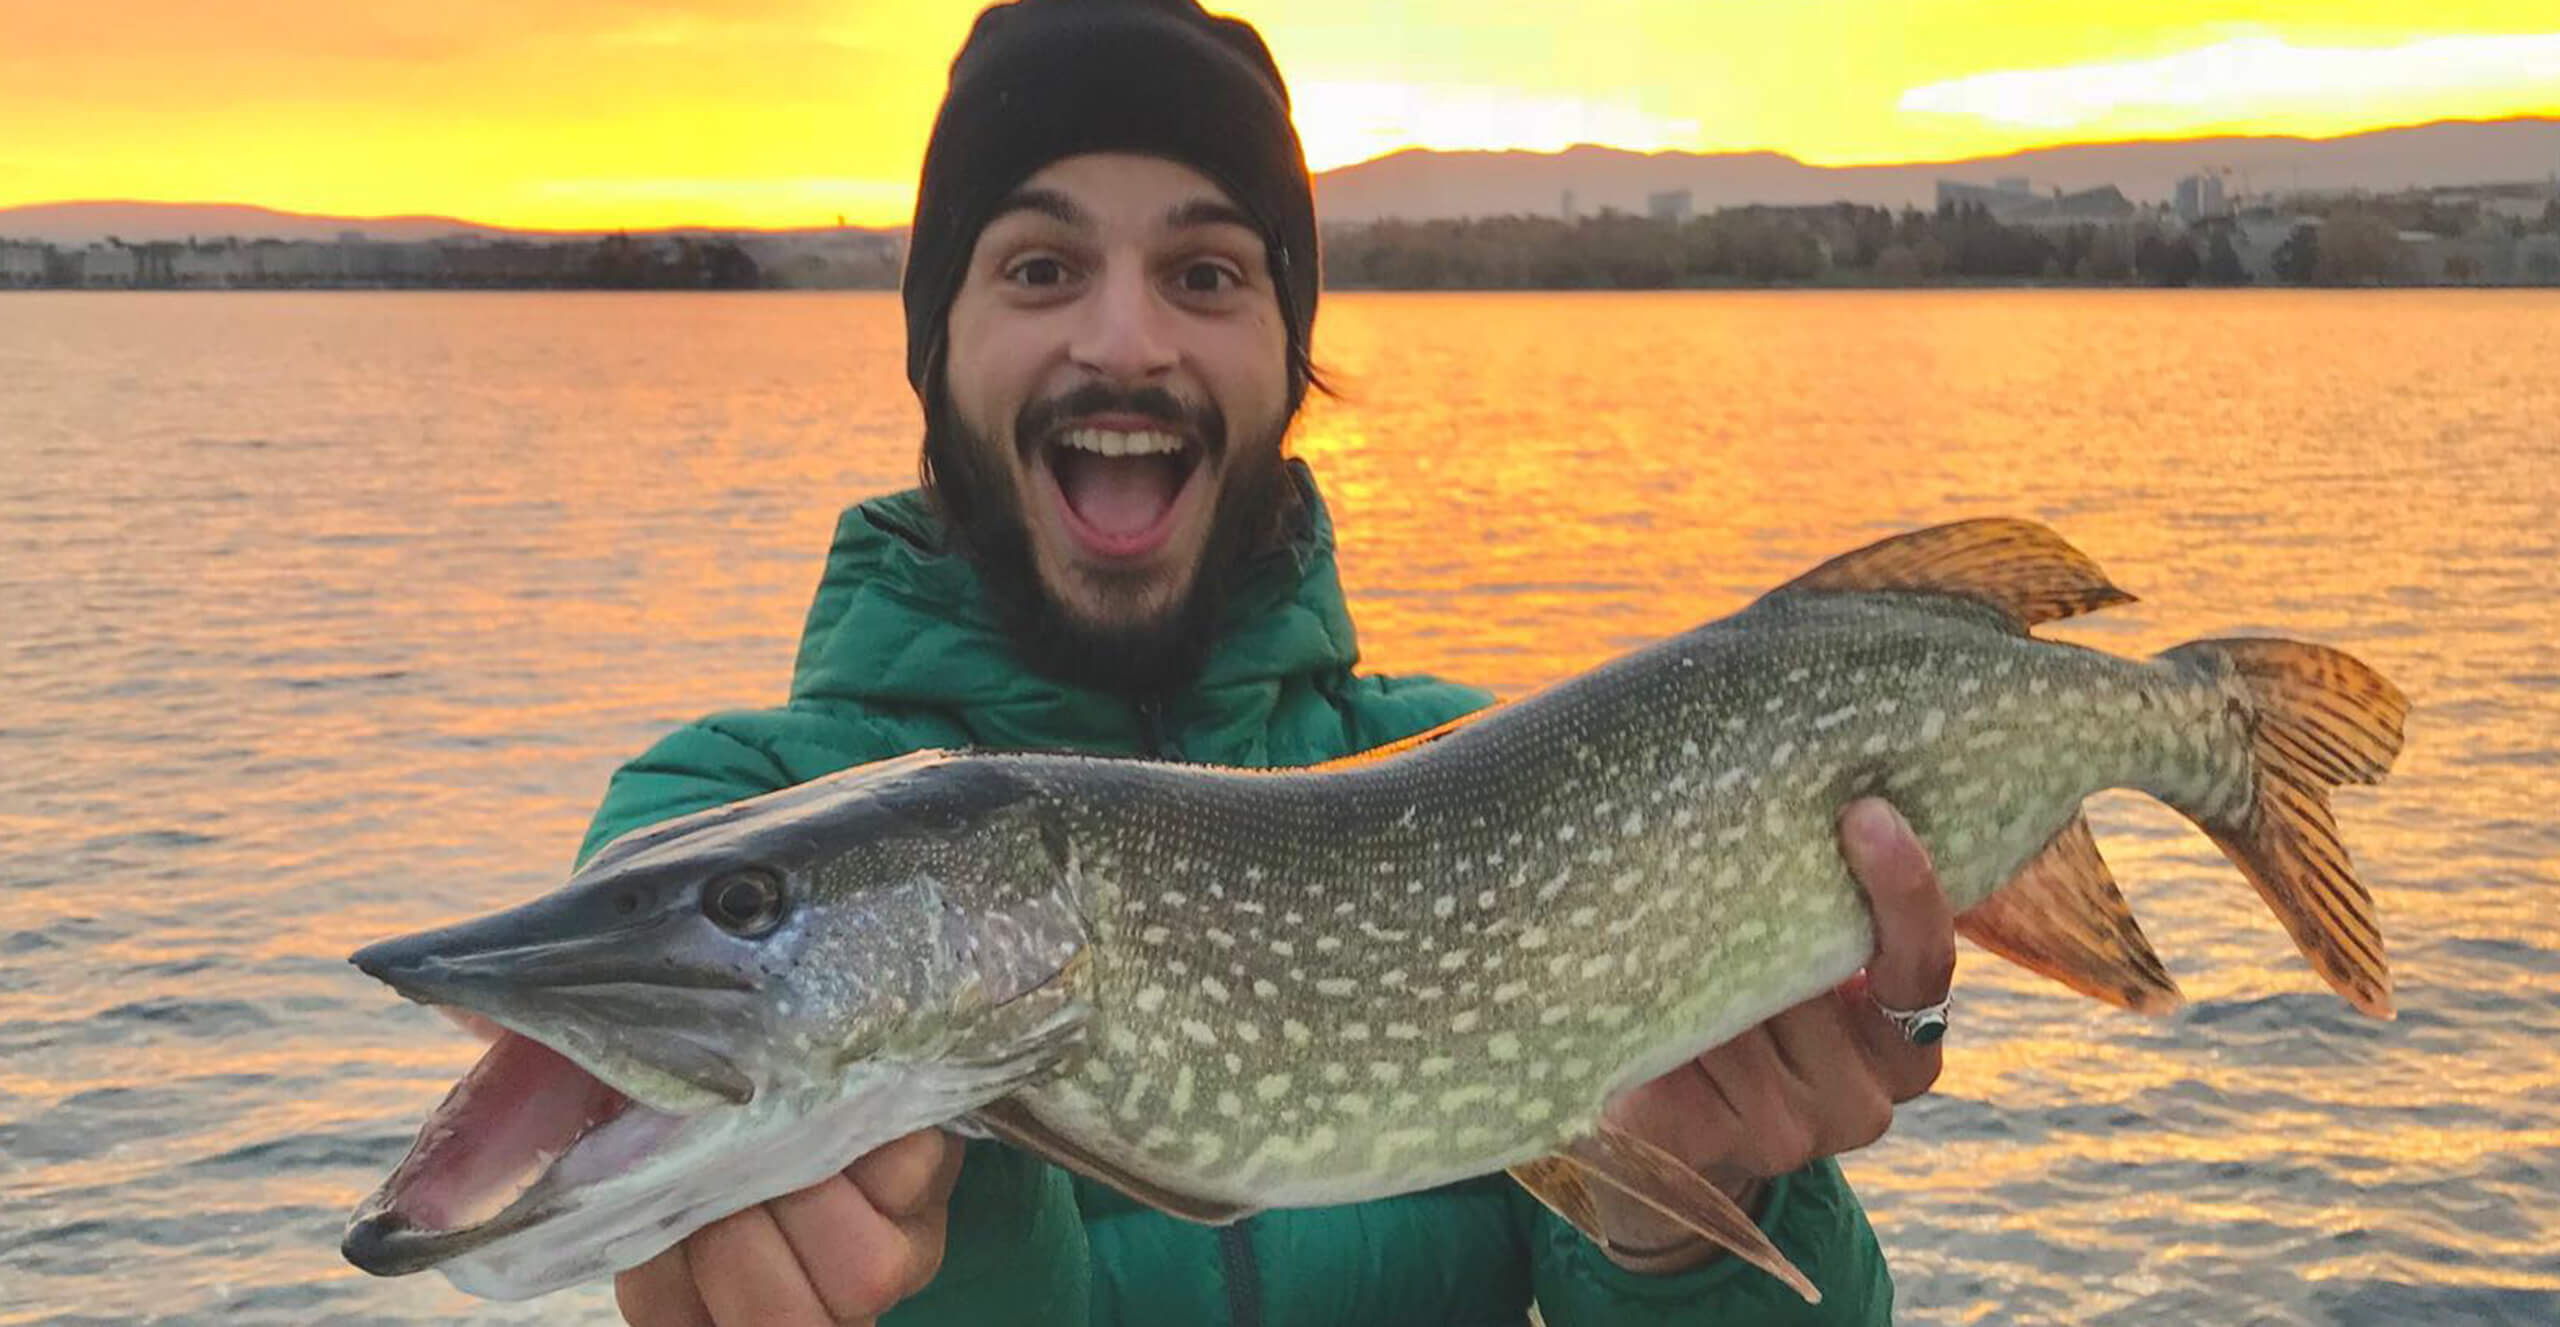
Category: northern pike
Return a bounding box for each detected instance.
[342,519,2406,1301]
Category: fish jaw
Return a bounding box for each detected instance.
[342,755,1097,1297]
[345,1034,1039,1299]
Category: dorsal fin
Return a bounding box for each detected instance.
[1768,518,2135,632]
[1301,706,1496,773]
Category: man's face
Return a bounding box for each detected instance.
[937,152,1293,691]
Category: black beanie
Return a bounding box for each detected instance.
[901,0,1319,405]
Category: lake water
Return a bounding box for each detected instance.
[2,289,2556,1324]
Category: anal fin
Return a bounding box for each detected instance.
[1960,812,2184,1014]
[1531,1124,1820,1304]
[969,1097,1253,1225]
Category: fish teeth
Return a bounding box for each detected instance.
[1060,428,1185,457]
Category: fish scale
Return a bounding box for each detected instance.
[1014,592,2245,1208]
[344,518,2403,1302]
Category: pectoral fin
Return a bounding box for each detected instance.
[1518,1124,1819,1304]
[969,1097,1254,1225]
[1960,812,2184,1014]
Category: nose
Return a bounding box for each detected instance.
[1067,262,1178,383]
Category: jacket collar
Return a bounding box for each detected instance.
[787,460,1359,756]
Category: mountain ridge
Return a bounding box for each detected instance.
[6,116,2555,244]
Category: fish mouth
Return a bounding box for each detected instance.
[344,1025,696,1276]
[342,915,764,1277]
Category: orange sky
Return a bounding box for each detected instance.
[4,2,2556,229]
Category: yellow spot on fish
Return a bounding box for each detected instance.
[1256,1074,1292,1102]
[1488,1032,1522,1061]
[1134,986,1168,1014]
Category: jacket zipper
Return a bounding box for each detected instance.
[1218,1222,1263,1327]
[1135,697,1175,759]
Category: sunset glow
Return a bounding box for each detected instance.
[3,1,2555,230]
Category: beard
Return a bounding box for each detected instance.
[920,379,1300,699]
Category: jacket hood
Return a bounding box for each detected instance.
[786,460,1361,754]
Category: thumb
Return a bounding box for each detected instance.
[1837,798,1956,1014]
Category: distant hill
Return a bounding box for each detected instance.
[8,117,2556,245]
[0,202,515,245]
[0,201,895,247]
[1309,117,2560,221]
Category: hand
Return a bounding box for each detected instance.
[616,1129,964,1326]
[1591,798,1956,1272]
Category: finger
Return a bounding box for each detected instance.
[687,1205,836,1327]
[615,1245,715,1327]
[1690,1028,1818,1180]
[847,1129,957,1221]
[1838,798,1957,1010]
[770,1172,908,1323]
[1760,994,1897,1156]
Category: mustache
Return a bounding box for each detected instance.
[1015,383,1225,463]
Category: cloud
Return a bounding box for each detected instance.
[1898,32,2560,128]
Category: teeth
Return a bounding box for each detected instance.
[1060,428,1185,458]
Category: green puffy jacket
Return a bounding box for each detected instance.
[577,463,1894,1325]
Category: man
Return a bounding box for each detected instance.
[595,1,1956,1323]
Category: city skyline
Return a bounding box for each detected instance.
[6,2,2559,230]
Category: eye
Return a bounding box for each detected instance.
[1006,256,1069,288]
[1177,261,1242,294]
[704,870,788,938]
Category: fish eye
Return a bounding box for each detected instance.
[703,870,788,938]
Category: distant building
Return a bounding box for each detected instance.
[2175,173,2229,223]
[0,242,45,287]
[1646,189,1693,224]
[1560,189,1577,222]
[80,243,137,287]
[172,242,244,288]
[1938,178,2134,230]
[1937,178,2039,219]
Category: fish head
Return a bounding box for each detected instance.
[342,752,1088,1299]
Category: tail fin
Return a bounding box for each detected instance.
[2161,639,2408,1019]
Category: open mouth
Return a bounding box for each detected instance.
[344,1028,691,1275]
[1036,421,1207,561]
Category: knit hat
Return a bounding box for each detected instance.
[901,0,1319,407]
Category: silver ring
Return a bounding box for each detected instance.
[1874,993,1952,1046]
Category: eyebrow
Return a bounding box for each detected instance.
[984,187,1261,239]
